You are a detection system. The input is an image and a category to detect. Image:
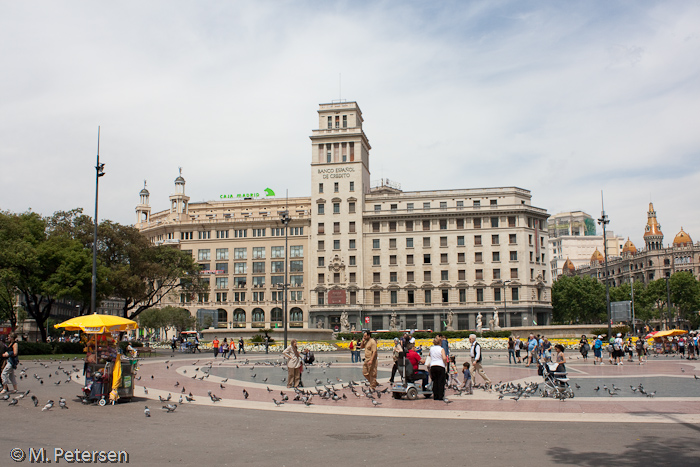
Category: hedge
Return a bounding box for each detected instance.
[336,330,511,341]
[18,341,85,355]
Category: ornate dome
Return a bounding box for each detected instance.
[643,202,663,238]
[621,237,637,255]
[562,258,575,274]
[673,227,693,247]
[591,248,604,264]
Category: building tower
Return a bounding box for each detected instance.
[643,202,663,250]
[169,168,190,221]
[309,101,371,327]
[135,180,151,226]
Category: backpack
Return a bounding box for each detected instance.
[349,341,354,350]
[594,340,602,349]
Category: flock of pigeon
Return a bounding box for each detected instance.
[2,357,81,411]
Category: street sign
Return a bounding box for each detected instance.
[364,317,370,324]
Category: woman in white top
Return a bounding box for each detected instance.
[428,336,448,400]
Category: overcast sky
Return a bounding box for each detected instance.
[2,0,698,249]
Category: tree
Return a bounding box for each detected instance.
[0,270,19,329]
[0,211,94,342]
[669,271,700,323]
[551,275,606,324]
[164,306,196,333]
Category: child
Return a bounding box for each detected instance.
[447,355,459,388]
[461,362,473,395]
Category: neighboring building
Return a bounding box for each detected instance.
[548,211,624,279]
[576,203,700,285]
[136,101,553,331]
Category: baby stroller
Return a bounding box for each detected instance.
[538,361,574,399]
[81,367,111,406]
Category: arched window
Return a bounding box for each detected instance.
[290,307,303,327]
[271,307,283,322]
[217,308,228,328]
[252,308,265,322]
[233,309,246,328]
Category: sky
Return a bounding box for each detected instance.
[1,0,699,250]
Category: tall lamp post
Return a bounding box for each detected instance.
[597,193,611,340]
[91,127,105,315]
[279,206,290,350]
[502,280,511,327]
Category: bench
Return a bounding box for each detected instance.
[140,346,156,357]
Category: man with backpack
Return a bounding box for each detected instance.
[593,335,603,365]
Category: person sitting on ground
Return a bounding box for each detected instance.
[302,348,315,365]
[405,342,428,390]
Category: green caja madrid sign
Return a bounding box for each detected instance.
[220,188,275,199]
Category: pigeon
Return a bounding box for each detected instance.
[166,393,172,401]
[220,384,226,389]
[31,395,39,407]
[273,398,284,406]
[162,404,177,413]
[144,387,149,394]
[208,392,221,402]
[59,397,68,409]
[179,395,183,404]
[144,406,151,417]
[443,398,452,404]
[42,400,54,411]
[185,395,195,402]
[243,389,249,399]
[267,386,273,392]
[8,398,18,406]
[159,395,168,402]
[371,399,381,407]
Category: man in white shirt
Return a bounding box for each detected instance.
[614,333,625,365]
[469,334,491,388]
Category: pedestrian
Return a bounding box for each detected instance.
[460,362,473,394]
[221,338,227,358]
[678,337,685,358]
[687,333,696,360]
[1,332,19,394]
[228,339,237,360]
[626,338,634,362]
[542,337,552,362]
[439,333,450,378]
[469,334,491,388]
[507,336,516,364]
[593,335,603,364]
[238,337,246,354]
[447,355,459,388]
[389,338,402,384]
[193,335,200,353]
[264,335,270,354]
[283,339,303,388]
[614,333,624,365]
[553,344,567,374]
[636,336,645,364]
[428,336,448,400]
[349,339,355,363]
[354,339,362,363]
[579,335,589,361]
[525,334,537,367]
[360,330,378,389]
[212,337,219,358]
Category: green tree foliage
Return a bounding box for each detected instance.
[137,306,195,336]
[551,275,606,324]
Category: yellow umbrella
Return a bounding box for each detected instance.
[54,313,138,334]
[654,329,688,338]
[109,357,122,403]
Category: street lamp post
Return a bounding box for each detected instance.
[279,206,290,350]
[91,127,105,315]
[597,192,611,340]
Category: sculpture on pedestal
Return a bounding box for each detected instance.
[476,312,483,333]
[389,311,398,331]
[340,311,350,333]
[445,310,454,331]
[493,307,500,330]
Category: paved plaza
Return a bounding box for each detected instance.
[3,349,700,466]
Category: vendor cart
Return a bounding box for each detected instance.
[55,313,139,405]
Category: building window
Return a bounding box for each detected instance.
[198,231,211,240]
[373,256,380,266]
[493,269,501,280]
[333,239,340,250]
[442,289,449,303]
[252,276,265,287]
[492,235,499,245]
[474,218,481,229]
[348,202,355,213]
[407,203,414,212]
[440,236,448,247]
[457,236,464,246]
[424,271,431,281]
[327,116,332,129]
[407,271,414,282]
[319,183,324,193]
[349,272,356,282]
[318,292,325,305]
[372,222,380,233]
[234,263,247,275]
[374,291,381,305]
[456,201,464,210]
[349,181,354,192]
[389,238,397,248]
[271,261,284,273]
[423,237,430,247]
[374,204,381,212]
[512,287,519,301]
[333,203,340,214]
[252,247,265,259]
[373,272,380,283]
[423,202,431,211]
[406,238,413,248]
[318,204,325,215]
[391,290,398,304]
[215,292,227,302]
[216,230,229,239]
[441,253,448,263]
[510,251,517,261]
[424,290,431,304]
[474,235,482,246]
[407,290,415,304]
[216,262,228,273]
[349,239,356,249]
[490,199,497,206]
[510,268,518,279]
[334,182,339,193]
[253,228,265,237]
[318,240,325,251]
[441,270,448,281]
[318,223,324,234]
[318,257,325,267]
[491,217,499,228]
[373,239,380,249]
[456,219,464,229]
[290,275,303,286]
[423,254,431,264]
[406,220,413,231]
[349,221,355,233]
[494,288,501,302]
[407,255,414,265]
[459,288,466,303]
[476,288,484,302]
[271,246,284,258]
[290,246,303,257]
[198,249,211,261]
[334,222,340,233]
[508,216,516,228]
[475,252,482,262]
[252,262,265,274]
[493,252,500,262]
[458,269,465,280]
[458,252,465,263]
[509,234,517,244]
[234,229,247,238]
[473,200,481,208]
[181,232,193,240]
[252,292,264,303]
[440,201,447,210]
[389,221,397,232]
[318,273,325,284]
[334,272,340,283]
[390,271,397,282]
[216,248,228,260]
[440,219,447,230]
[423,220,430,231]
[475,269,483,280]
[215,277,228,289]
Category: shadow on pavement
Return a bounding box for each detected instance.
[547,436,700,465]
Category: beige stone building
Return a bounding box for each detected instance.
[136,101,553,332]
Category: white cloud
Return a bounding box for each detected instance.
[1,0,698,248]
